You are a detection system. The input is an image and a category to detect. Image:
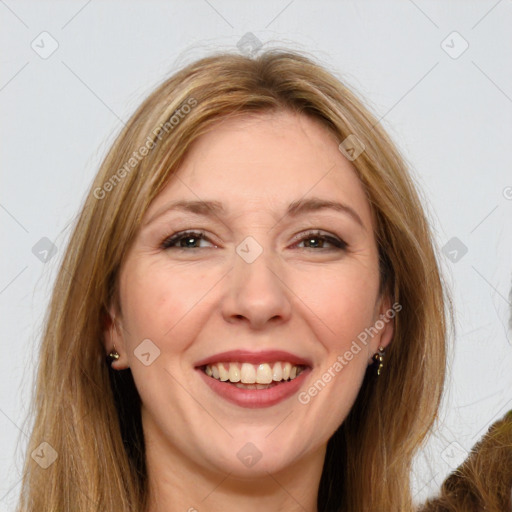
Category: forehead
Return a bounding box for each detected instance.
[147,110,373,228]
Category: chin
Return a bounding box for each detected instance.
[200,434,308,480]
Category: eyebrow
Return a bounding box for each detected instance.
[145,197,365,228]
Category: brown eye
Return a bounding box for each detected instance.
[161,231,215,249]
[295,231,348,250]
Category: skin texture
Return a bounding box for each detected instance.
[106,110,394,512]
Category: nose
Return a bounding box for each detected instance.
[221,250,292,330]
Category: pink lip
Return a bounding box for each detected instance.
[196,366,312,409]
[194,349,312,368]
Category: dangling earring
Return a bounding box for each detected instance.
[108,347,120,362]
[372,346,385,376]
[107,320,120,364]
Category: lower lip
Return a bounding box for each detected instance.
[196,367,311,409]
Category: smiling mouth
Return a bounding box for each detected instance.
[200,361,308,389]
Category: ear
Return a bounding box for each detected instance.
[369,293,397,359]
[103,308,130,370]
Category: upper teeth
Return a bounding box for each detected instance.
[204,362,305,384]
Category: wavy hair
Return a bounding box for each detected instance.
[17,48,450,512]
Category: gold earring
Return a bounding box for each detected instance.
[108,347,120,362]
[372,346,385,376]
[107,320,120,364]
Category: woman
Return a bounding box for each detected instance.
[18,49,449,511]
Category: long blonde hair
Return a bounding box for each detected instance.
[17,48,449,512]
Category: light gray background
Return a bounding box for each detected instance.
[1,1,511,510]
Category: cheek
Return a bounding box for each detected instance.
[290,262,380,350]
[119,260,217,349]
[293,266,378,427]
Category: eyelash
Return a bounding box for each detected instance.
[160,230,348,251]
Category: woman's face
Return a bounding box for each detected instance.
[109,110,393,478]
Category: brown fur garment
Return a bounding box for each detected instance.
[419,409,512,512]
